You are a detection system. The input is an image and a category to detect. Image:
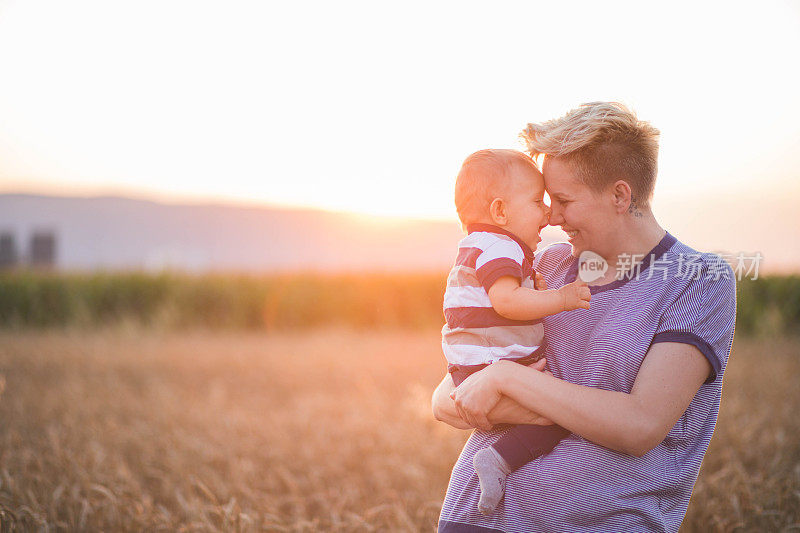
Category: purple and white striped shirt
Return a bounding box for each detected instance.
[438,232,737,533]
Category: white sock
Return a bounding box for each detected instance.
[473,447,512,515]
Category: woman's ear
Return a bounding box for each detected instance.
[612,180,633,214]
[489,198,507,225]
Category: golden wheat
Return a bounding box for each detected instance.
[0,330,797,531]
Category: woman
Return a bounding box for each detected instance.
[433,102,736,532]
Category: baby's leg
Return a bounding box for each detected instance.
[473,424,569,514]
[493,424,570,471]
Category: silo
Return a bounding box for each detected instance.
[0,232,18,269]
[30,231,57,268]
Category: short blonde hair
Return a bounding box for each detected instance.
[454,149,539,225]
[520,102,660,206]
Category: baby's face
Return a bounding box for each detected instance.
[503,167,550,249]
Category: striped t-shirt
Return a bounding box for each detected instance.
[438,232,737,533]
[442,224,545,367]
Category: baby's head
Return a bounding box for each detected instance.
[455,149,550,248]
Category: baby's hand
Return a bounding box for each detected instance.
[558,279,591,311]
[534,272,548,290]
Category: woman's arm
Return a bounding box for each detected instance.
[432,374,472,429]
[450,341,711,456]
[432,359,554,429]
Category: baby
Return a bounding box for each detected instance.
[442,149,590,514]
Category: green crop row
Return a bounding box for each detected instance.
[0,271,797,335]
[0,271,446,330]
[735,275,800,337]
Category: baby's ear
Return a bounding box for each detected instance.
[488,198,506,225]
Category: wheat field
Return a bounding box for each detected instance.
[0,329,798,531]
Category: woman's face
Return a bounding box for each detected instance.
[543,157,616,258]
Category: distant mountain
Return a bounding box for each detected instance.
[0,194,563,272]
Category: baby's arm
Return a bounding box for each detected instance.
[488,276,590,321]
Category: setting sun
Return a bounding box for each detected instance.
[0,1,798,219]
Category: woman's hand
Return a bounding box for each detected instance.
[486,365,556,426]
[432,358,552,430]
[450,360,518,431]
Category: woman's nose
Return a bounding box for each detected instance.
[549,206,564,226]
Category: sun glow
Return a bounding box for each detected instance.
[0,0,798,228]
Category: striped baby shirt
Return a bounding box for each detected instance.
[442,224,545,367]
[438,232,737,533]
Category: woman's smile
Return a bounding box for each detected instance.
[564,228,578,240]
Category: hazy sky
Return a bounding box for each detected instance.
[0,1,798,227]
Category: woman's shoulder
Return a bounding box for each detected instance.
[534,242,574,288]
[534,241,572,269]
[662,238,737,287]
